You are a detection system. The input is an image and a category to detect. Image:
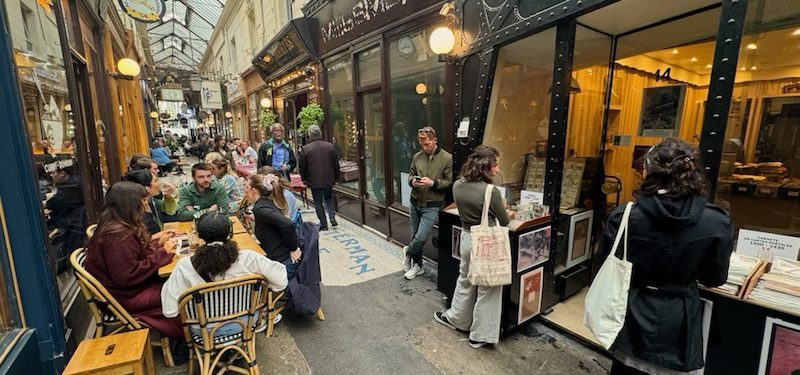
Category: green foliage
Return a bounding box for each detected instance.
[297,103,324,136]
[330,106,345,134]
[259,109,276,130]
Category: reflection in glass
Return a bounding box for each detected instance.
[326,54,358,192]
[358,46,381,87]
[389,26,446,208]
[717,0,800,234]
[362,91,385,204]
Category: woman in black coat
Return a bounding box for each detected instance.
[603,138,733,375]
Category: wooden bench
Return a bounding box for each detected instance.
[63,329,155,375]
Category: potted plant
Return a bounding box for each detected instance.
[297,103,324,137]
[259,109,276,131]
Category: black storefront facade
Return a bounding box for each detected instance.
[303,0,454,258]
[433,0,800,374]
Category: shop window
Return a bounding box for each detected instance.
[357,46,381,87]
[602,7,722,204]
[326,54,357,192]
[716,0,800,237]
[484,27,556,203]
[0,214,22,351]
[388,25,446,208]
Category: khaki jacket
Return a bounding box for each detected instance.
[408,146,453,206]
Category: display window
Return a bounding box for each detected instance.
[716,0,800,238]
[388,24,446,209]
[326,54,357,192]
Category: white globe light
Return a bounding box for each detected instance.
[260,98,272,108]
[149,111,159,119]
[429,27,455,55]
[117,58,140,76]
[415,82,427,95]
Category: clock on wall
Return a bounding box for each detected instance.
[397,36,415,58]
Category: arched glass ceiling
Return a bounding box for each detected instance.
[146,0,225,71]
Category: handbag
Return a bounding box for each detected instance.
[583,202,634,349]
[467,184,512,287]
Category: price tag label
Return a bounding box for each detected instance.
[457,117,470,138]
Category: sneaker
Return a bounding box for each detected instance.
[468,339,489,349]
[404,263,424,280]
[330,218,338,227]
[319,226,329,231]
[402,246,412,272]
[434,312,458,331]
[254,313,282,333]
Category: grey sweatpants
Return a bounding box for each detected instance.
[442,231,503,343]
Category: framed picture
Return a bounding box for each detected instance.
[517,226,550,273]
[759,318,800,375]
[566,210,593,269]
[518,268,543,324]
[638,84,686,137]
[452,226,463,260]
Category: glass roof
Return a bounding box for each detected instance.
[147,0,226,71]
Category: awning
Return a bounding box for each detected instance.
[251,18,317,83]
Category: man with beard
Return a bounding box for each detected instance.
[257,123,296,179]
[176,163,230,221]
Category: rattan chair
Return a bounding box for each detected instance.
[70,248,175,367]
[177,274,271,375]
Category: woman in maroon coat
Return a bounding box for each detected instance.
[84,181,183,340]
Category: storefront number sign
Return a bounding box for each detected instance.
[118,0,165,23]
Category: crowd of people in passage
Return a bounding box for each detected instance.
[45,116,732,373]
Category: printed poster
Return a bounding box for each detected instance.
[759,318,800,375]
[518,268,543,324]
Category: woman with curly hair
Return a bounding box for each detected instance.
[161,212,288,333]
[603,138,732,375]
[433,145,515,349]
[84,181,182,340]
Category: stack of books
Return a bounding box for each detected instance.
[757,162,787,183]
[747,257,800,311]
[713,252,762,296]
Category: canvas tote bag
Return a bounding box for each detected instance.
[467,184,512,287]
[583,202,634,349]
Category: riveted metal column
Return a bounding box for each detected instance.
[452,48,499,169]
[700,0,748,196]
[544,19,576,211]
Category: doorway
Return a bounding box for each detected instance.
[280,91,308,156]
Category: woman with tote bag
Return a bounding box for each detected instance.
[592,139,733,374]
[433,145,515,349]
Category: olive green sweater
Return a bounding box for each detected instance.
[408,146,453,206]
[453,179,510,229]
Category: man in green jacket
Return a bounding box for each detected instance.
[404,126,453,280]
[176,163,230,221]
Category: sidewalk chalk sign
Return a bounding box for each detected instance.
[736,229,800,261]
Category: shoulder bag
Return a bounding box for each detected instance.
[467,184,512,287]
[583,201,633,349]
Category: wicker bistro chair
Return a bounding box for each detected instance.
[69,248,175,367]
[177,274,277,375]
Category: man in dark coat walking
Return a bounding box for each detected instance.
[299,125,339,230]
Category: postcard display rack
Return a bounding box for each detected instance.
[436,159,599,335]
[695,232,800,375]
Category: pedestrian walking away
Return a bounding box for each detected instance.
[433,145,514,349]
[299,124,339,230]
[404,126,453,280]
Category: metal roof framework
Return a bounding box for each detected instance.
[146,0,225,71]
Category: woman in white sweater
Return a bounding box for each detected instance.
[161,212,288,335]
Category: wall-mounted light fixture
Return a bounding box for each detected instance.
[225,111,233,119]
[260,98,272,108]
[109,58,140,80]
[149,111,159,119]
[415,82,428,95]
[429,26,455,61]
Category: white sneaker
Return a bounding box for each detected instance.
[254,313,282,333]
[404,264,424,280]
[402,246,412,272]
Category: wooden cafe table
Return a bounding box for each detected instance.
[158,216,265,277]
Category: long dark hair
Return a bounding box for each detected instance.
[191,212,239,282]
[251,169,289,215]
[123,169,153,188]
[460,145,499,183]
[637,138,708,198]
[93,181,150,245]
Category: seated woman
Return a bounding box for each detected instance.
[245,174,302,281]
[122,169,178,236]
[257,166,302,227]
[83,181,182,340]
[161,212,288,334]
[209,158,245,213]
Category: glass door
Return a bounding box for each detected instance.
[359,90,389,233]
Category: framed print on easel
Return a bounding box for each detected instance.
[566,210,593,269]
[518,268,543,324]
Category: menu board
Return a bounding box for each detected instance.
[523,155,546,192]
[560,158,586,209]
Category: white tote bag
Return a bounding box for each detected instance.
[467,184,512,287]
[583,202,633,349]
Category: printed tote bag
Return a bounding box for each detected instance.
[467,184,512,287]
[583,202,634,349]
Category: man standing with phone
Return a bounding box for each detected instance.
[404,127,452,280]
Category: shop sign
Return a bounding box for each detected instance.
[309,0,439,55]
[226,79,243,103]
[782,83,800,94]
[201,81,223,110]
[736,229,800,261]
[253,19,314,80]
[160,88,183,101]
[118,0,165,23]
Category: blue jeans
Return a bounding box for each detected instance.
[311,187,336,227]
[282,257,299,281]
[408,205,439,267]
